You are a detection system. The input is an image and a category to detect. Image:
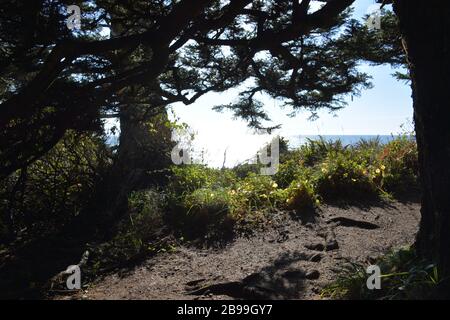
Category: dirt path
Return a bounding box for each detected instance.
[67,201,420,300]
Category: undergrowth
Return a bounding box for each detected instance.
[321,247,443,300]
[163,135,418,241]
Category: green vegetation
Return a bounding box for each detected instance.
[163,135,419,241]
[0,131,111,242]
[86,189,177,275]
[321,246,442,300]
[0,134,418,246]
[0,133,420,297]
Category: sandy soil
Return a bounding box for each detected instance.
[61,201,420,300]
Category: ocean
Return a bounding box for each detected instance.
[105,134,413,168]
[288,135,404,149]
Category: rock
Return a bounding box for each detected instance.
[305,222,314,229]
[325,239,339,251]
[282,270,306,279]
[305,270,320,280]
[305,243,325,251]
[309,253,323,262]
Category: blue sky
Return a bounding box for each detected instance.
[169,0,413,167]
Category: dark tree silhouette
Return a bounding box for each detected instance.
[392,0,450,290]
[1,0,363,179]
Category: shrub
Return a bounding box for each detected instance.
[232,163,262,179]
[127,189,166,239]
[0,130,111,241]
[353,137,384,165]
[166,171,288,239]
[164,136,419,242]
[274,157,303,189]
[322,247,441,300]
[380,136,419,196]
[87,189,172,273]
[169,165,236,195]
[180,187,235,239]
[233,173,284,213]
[166,165,240,240]
[284,177,318,213]
[315,151,382,201]
[275,138,346,188]
[299,137,346,167]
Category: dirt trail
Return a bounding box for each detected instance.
[64,201,420,300]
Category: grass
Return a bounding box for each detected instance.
[321,247,443,300]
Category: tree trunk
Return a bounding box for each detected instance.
[100,15,173,225]
[116,100,173,187]
[394,0,450,289]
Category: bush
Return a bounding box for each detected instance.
[232,163,262,179]
[166,165,240,240]
[274,157,303,189]
[166,170,286,239]
[0,130,111,241]
[127,189,166,239]
[164,135,419,242]
[322,247,441,300]
[299,137,346,167]
[284,177,318,213]
[169,165,237,195]
[87,189,173,273]
[180,187,235,239]
[233,174,284,213]
[380,136,419,196]
[315,150,383,201]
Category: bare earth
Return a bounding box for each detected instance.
[65,201,420,300]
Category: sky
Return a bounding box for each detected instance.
[168,0,413,167]
[103,0,413,167]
